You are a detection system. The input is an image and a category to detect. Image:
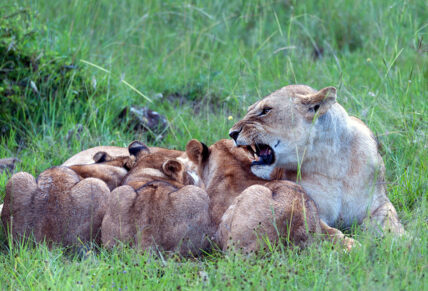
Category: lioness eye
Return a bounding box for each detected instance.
[259,107,272,116]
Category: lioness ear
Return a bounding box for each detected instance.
[128,141,150,157]
[162,160,183,180]
[93,151,112,163]
[186,139,209,165]
[295,86,337,120]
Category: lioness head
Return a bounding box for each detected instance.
[229,85,337,179]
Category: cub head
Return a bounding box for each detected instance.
[92,151,136,170]
[185,139,210,178]
[185,139,283,186]
[228,85,337,179]
[123,141,200,188]
[69,144,144,191]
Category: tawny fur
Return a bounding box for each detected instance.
[62,145,181,166]
[217,182,321,252]
[62,143,203,189]
[62,146,131,166]
[1,167,109,246]
[62,150,136,191]
[229,84,404,234]
[101,146,212,256]
[69,163,128,191]
[186,139,355,252]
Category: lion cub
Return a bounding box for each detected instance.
[186,139,355,252]
[101,141,213,256]
[0,148,137,246]
[1,167,109,246]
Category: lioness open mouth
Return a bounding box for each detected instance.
[243,143,275,166]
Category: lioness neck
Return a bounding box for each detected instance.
[300,104,353,177]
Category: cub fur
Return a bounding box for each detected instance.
[1,167,109,246]
[0,147,137,246]
[229,84,404,234]
[186,139,355,252]
[62,144,182,166]
[62,142,203,189]
[101,141,212,256]
[68,155,132,191]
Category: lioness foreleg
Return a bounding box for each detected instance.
[319,220,358,251]
[365,199,405,235]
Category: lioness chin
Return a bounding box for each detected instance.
[229,84,404,235]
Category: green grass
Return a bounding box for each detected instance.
[1,0,427,289]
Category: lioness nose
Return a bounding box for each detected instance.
[229,129,240,141]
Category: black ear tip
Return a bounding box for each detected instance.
[128,141,149,156]
[201,142,210,161]
[93,151,107,163]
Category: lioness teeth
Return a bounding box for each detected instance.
[251,145,257,154]
[245,145,256,159]
[243,144,274,163]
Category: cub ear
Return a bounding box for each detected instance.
[93,151,112,163]
[124,156,137,170]
[162,160,183,180]
[186,139,209,165]
[128,141,150,157]
[295,86,337,120]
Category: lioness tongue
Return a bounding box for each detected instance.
[260,148,270,156]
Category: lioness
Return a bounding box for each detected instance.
[1,167,109,246]
[186,139,356,252]
[229,85,404,234]
[101,141,212,256]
